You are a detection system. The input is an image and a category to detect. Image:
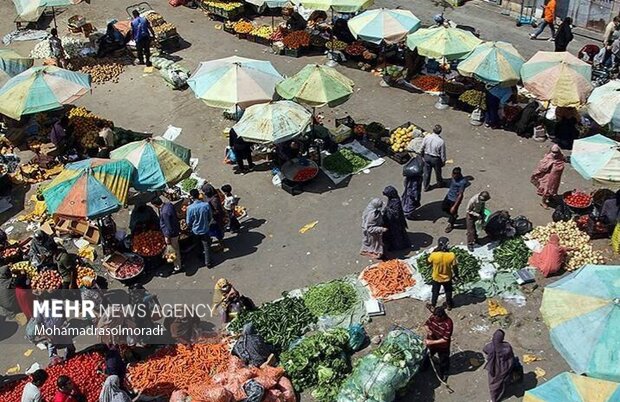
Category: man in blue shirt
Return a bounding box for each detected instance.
[131,9,155,67]
[152,197,182,272]
[186,189,214,268]
[441,167,470,233]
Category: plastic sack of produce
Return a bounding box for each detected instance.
[243,379,265,402]
[190,385,233,402]
[337,329,425,402]
[348,324,368,352]
[160,63,190,89]
[169,390,190,402]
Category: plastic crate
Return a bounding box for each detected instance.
[255,36,272,46]
[284,47,303,58]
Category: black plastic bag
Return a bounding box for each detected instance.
[242,379,265,402]
[552,202,572,222]
[403,155,423,177]
[513,215,533,235]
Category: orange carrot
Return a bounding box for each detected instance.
[362,259,415,299]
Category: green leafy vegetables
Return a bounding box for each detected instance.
[280,328,351,402]
[179,177,198,192]
[416,247,482,284]
[228,296,316,351]
[303,280,358,317]
[323,148,370,175]
[493,236,531,272]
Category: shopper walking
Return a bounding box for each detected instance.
[442,167,470,233]
[554,18,574,52]
[382,186,411,251]
[229,129,255,173]
[402,158,423,219]
[152,197,182,272]
[221,184,241,233]
[427,237,458,309]
[530,0,556,40]
[483,329,517,402]
[131,9,155,67]
[530,144,565,209]
[421,125,447,191]
[360,198,387,260]
[186,189,214,268]
[466,191,491,251]
[21,369,48,402]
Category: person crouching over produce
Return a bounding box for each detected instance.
[29,230,58,269]
[528,234,567,277]
[54,248,78,289]
[282,6,307,32]
[427,237,459,310]
[422,305,454,382]
[360,198,387,260]
[466,191,491,251]
[97,22,126,58]
[213,278,255,324]
[129,203,158,234]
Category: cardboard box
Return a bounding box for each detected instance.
[54,217,100,244]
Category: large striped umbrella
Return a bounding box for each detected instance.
[43,158,134,219]
[0,49,33,84]
[524,372,620,402]
[347,8,421,45]
[406,26,482,61]
[232,101,311,144]
[587,80,620,129]
[521,51,592,107]
[276,64,354,108]
[13,0,77,22]
[540,265,620,381]
[110,137,191,192]
[293,0,373,13]
[457,41,525,87]
[0,66,91,120]
[188,56,283,109]
[571,134,620,186]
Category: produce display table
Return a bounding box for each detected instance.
[199,0,245,20]
[280,158,319,195]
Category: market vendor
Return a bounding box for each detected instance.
[276,140,302,166]
[98,121,115,148]
[422,305,453,382]
[600,190,620,230]
[0,265,19,317]
[0,228,8,251]
[54,248,78,289]
[95,137,111,158]
[307,10,329,31]
[282,6,307,31]
[333,18,355,43]
[213,278,255,324]
[29,230,57,269]
[528,234,567,277]
[129,203,159,234]
[49,116,74,154]
[97,22,126,58]
[98,215,118,255]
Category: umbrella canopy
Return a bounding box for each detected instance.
[587,80,620,128]
[13,0,77,22]
[0,66,91,120]
[188,56,283,109]
[245,0,288,9]
[347,8,421,45]
[0,49,33,83]
[232,101,312,144]
[276,64,354,107]
[43,158,134,219]
[571,134,620,186]
[292,0,373,13]
[110,137,191,192]
[457,41,525,87]
[524,372,620,402]
[406,26,482,61]
[540,264,620,381]
[521,51,593,107]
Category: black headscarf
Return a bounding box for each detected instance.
[555,18,574,51]
[382,185,411,251]
[483,329,515,401]
[383,186,407,228]
[0,265,18,314]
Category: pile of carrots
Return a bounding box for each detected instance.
[411,75,443,92]
[362,259,416,299]
[128,343,230,396]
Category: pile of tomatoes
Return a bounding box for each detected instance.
[0,353,106,402]
[132,230,166,257]
[293,167,318,182]
[31,270,62,291]
[564,191,592,209]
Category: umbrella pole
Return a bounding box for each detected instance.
[52,6,57,29]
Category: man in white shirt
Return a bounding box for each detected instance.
[421,124,447,191]
[603,17,620,45]
[466,191,491,251]
[21,369,48,402]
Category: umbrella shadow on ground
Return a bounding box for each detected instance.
[0,316,19,342]
[297,171,352,195]
[449,350,485,375]
[504,372,538,399]
[0,183,29,226]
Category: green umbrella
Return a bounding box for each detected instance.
[406,26,482,61]
[276,64,354,108]
[232,101,312,144]
[457,41,525,87]
[0,49,33,84]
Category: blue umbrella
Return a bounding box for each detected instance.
[347,8,421,45]
[571,134,620,186]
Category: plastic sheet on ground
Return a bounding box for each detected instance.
[321,140,385,185]
[288,274,372,331]
[358,259,418,301]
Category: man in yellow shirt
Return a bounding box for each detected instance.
[427,237,459,310]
